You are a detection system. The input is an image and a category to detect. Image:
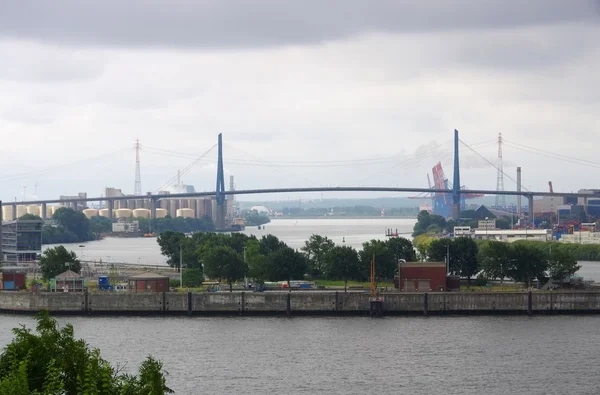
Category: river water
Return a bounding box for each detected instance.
[0,315,599,394]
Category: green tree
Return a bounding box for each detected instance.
[509,243,548,287]
[259,234,286,255]
[202,246,247,291]
[0,311,172,394]
[359,240,396,286]
[548,246,581,281]
[18,213,42,221]
[244,211,270,226]
[324,245,361,291]
[39,246,80,280]
[412,210,447,237]
[157,231,198,271]
[182,268,204,287]
[269,246,308,289]
[52,207,91,242]
[386,237,417,262]
[479,241,513,286]
[246,239,272,285]
[452,237,479,283]
[301,234,335,277]
[426,238,450,263]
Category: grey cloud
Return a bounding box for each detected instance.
[0,1,597,49]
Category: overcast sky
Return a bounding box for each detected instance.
[0,1,598,203]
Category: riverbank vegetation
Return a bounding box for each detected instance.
[157,232,417,291]
[243,211,270,227]
[0,311,172,394]
[158,229,584,290]
[412,210,511,237]
[23,208,217,244]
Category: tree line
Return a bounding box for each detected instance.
[21,208,217,244]
[157,232,417,291]
[416,237,581,287]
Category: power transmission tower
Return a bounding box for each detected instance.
[495,133,506,207]
[134,139,142,195]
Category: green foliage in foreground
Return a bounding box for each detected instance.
[0,311,173,394]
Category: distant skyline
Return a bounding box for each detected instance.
[0,1,598,202]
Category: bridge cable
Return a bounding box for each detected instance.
[154,143,218,193]
[503,139,600,169]
[223,143,328,188]
[459,139,530,192]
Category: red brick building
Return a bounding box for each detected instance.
[128,272,169,293]
[398,262,447,292]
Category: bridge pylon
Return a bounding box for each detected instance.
[452,129,461,220]
[215,133,226,229]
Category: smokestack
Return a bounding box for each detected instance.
[516,167,522,217]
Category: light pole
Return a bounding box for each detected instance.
[179,243,183,288]
[243,246,248,289]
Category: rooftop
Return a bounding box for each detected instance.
[128,272,170,280]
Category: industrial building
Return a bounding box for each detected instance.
[59,192,88,211]
[128,272,169,293]
[1,219,43,263]
[397,261,448,292]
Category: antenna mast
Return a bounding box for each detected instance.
[495,133,506,207]
[134,139,142,195]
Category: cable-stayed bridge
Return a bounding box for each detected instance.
[1,130,598,229]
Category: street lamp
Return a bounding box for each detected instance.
[179,243,183,288]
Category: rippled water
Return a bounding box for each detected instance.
[0,315,599,394]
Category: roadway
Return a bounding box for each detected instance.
[2,186,595,206]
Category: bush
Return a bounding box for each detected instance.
[475,273,489,287]
[182,268,204,287]
[168,278,180,288]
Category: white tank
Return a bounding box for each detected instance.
[176,208,194,218]
[99,208,111,218]
[47,206,56,216]
[115,208,132,218]
[155,208,168,219]
[16,205,27,218]
[132,208,150,219]
[83,208,99,219]
[2,206,13,221]
[27,205,41,216]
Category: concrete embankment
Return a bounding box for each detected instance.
[3,291,600,316]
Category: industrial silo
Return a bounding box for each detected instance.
[155,208,168,218]
[176,208,194,218]
[99,209,111,218]
[115,208,133,219]
[132,208,150,219]
[2,206,13,221]
[83,209,99,219]
[27,205,41,216]
[16,205,27,218]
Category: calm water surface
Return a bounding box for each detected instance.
[0,315,598,394]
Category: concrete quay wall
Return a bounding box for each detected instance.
[2,291,600,315]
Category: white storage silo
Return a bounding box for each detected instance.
[99,209,111,218]
[155,208,168,219]
[83,209,99,219]
[2,206,13,221]
[115,208,132,218]
[132,208,150,219]
[27,205,41,216]
[176,208,194,218]
[16,205,27,218]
